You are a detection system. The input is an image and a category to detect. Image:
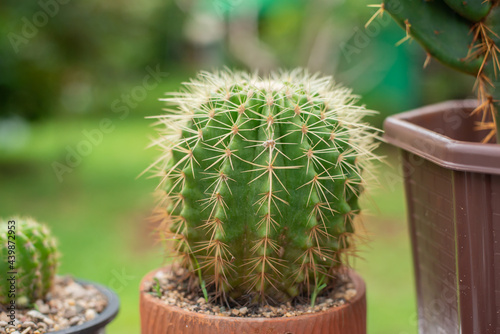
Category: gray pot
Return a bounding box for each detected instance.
[53,280,119,334]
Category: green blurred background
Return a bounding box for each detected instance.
[0,0,476,333]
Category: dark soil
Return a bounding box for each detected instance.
[143,266,357,318]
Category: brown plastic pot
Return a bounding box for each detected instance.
[384,100,500,333]
[139,267,366,334]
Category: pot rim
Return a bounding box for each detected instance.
[383,99,500,175]
[52,279,120,334]
[139,266,365,323]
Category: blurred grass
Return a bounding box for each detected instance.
[1,0,478,332]
[356,156,417,334]
[0,113,417,333]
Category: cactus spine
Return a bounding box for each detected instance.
[0,218,58,306]
[149,70,378,303]
[368,0,500,143]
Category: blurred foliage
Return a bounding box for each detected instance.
[1,1,476,333]
[1,0,474,124]
[0,0,187,120]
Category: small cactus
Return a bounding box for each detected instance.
[0,217,59,306]
[148,69,379,303]
[368,0,500,142]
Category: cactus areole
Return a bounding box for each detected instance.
[0,218,59,306]
[370,0,500,143]
[149,70,378,304]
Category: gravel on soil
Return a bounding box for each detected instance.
[0,276,107,334]
[143,266,357,318]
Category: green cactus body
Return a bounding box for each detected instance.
[376,0,500,142]
[150,70,378,303]
[0,218,58,306]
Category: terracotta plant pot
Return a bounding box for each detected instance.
[139,267,366,334]
[384,100,500,333]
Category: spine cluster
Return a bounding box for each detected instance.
[371,0,500,142]
[148,69,379,303]
[0,217,59,306]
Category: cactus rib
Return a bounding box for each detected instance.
[0,218,59,306]
[148,69,379,304]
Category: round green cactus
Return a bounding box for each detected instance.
[149,69,379,303]
[0,217,58,306]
